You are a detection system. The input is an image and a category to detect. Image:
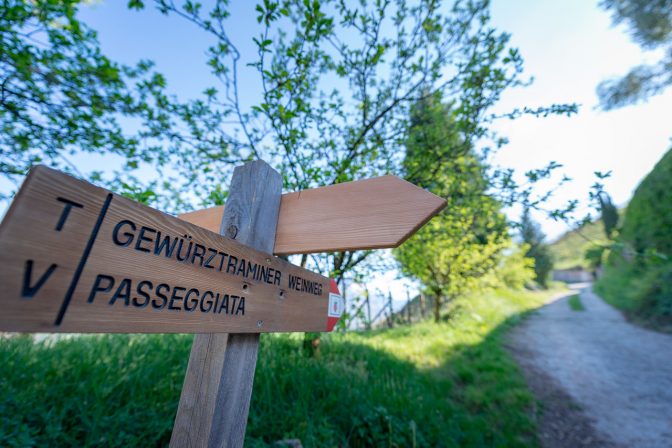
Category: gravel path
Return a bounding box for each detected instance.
[508,285,672,448]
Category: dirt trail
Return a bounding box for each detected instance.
[508,285,672,448]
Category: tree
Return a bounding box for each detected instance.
[488,243,536,290]
[1,1,151,197]
[598,191,619,239]
[619,147,672,256]
[0,0,240,210]
[596,147,672,325]
[519,207,553,288]
[394,93,509,322]
[131,0,576,284]
[3,0,577,286]
[597,0,672,109]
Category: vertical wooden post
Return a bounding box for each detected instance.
[341,278,347,330]
[387,291,394,328]
[170,160,282,448]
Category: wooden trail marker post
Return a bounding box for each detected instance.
[0,165,333,333]
[178,175,447,255]
[170,160,282,447]
[0,161,446,447]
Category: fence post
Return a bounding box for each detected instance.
[387,291,394,328]
[365,287,372,330]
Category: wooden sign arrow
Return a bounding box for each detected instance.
[0,166,343,333]
[179,176,447,255]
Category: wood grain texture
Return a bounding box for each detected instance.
[0,165,330,333]
[178,175,447,255]
[208,333,259,448]
[169,331,229,448]
[171,160,281,448]
[211,161,282,448]
[180,206,225,238]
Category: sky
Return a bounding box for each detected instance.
[489,0,671,237]
[73,0,672,240]
[6,0,672,324]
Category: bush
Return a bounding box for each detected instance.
[619,149,672,256]
[597,148,672,330]
[488,244,536,290]
[596,252,672,329]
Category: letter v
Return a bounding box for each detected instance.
[22,260,57,299]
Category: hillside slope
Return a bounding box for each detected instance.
[596,148,672,331]
[550,219,607,270]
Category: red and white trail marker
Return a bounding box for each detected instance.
[327,279,344,332]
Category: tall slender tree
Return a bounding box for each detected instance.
[395,92,509,322]
[598,191,620,239]
[520,207,553,288]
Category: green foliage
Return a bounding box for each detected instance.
[549,212,626,270]
[146,0,540,281]
[0,334,190,447]
[568,294,585,311]
[0,0,238,211]
[519,208,553,288]
[596,256,672,331]
[584,245,607,269]
[488,244,536,290]
[1,1,154,195]
[395,93,509,322]
[598,0,672,109]
[598,192,619,239]
[130,0,574,282]
[550,224,602,269]
[597,148,672,330]
[2,0,578,282]
[0,287,563,447]
[619,148,672,256]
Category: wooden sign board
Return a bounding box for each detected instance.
[179,176,447,255]
[0,166,342,333]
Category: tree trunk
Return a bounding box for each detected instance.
[405,288,411,324]
[433,290,442,323]
[420,293,426,319]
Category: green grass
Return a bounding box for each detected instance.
[595,259,672,333]
[595,148,672,333]
[567,294,585,311]
[1,287,564,447]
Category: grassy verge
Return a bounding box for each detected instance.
[1,286,564,447]
[595,260,672,333]
[568,294,585,311]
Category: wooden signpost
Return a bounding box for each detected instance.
[0,165,336,333]
[179,175,447,255]
[0,161,446,447]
